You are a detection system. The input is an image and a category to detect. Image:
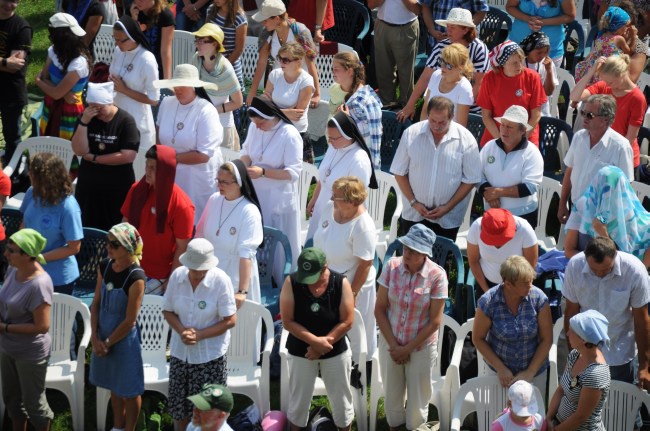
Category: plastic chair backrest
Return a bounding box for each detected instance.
[380,110,410,172]
[466,113,485,144]
[638,126,650,157]
[172,30,196,70]
[227,300,273,363]
[478,7,513,51]
[431,236,465,287]
[366,171,398,232]
[242,36,262,86]
[299,162,319,224]
[585,25,598,51]
[324,0,370,53]
[631,181,650,212]
[3,137,75,177]
[536,176,562,241]
[76,227,109,292]
[49,294,90,364]
[602,380,650,431]
[137,295,170,365]
[1,208,22,239]
[94,24,116,65]
[637,72,650,107]
[539,116,573,176]
[550,68,576,121]
[563,21,585,61]
[257,226,292,316]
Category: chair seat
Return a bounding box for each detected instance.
[46,361,79,381]
[143,363,169,383]
[227,364,262,384]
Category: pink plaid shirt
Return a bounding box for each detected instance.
[377,256,448,350]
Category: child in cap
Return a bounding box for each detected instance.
[491,380,546,431]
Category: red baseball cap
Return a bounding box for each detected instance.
[480,208,516,247]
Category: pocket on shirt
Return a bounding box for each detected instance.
[445,152,463,178]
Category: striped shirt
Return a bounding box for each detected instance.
[556,349,609,431]
[208,9,247,86]
[346,85,383,169]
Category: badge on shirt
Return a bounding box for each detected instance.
[322,220,329,228]
[229,227,237,235]
[515,89,523,97]
[151,206,156,214]
[106,282,114,291]
[198,300,207,310]
[487,156,495,164]
[310,303,320,313]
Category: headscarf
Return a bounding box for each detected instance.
[225,159,264,226]
[565,165,650,260]
[570,309,610,348]
[249,96,292,125]
[599,6,630,37]
[191,53,241,99]
[128,146,179,234]
[10,229,47,264]
[520,32,550,56]
[489,40,521,69]
[109,222,144,263]
[114,14,152,52]
[328,112,378,189]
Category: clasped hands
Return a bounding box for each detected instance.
[305,335,335,360]
[413,201,450,220]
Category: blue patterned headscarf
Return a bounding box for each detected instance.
[565,165,650,260]
[570,310,610,348]
[598,6,630,36]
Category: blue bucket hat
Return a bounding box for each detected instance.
[398,224,436,257]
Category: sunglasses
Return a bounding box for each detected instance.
[439,60,455,70]
[277,55,298,65]
[106,238,122,249]
[580,110,602,120]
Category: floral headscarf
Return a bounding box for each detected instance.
[109,222,144,263]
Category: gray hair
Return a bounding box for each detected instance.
[500,255,536,284]
[585,94,617,125]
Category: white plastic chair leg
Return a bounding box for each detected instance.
[96,387,112,431]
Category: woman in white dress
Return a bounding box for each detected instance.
[306,112,378,242]
[196,159,263,307]
[313,176,378,359]
[240,96,302,286]
[109,14,160,177]
[154,64,224,223]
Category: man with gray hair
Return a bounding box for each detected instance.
[557,94,633,224]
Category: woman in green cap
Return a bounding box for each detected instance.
[0,228,54,431]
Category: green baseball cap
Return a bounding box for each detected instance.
[295,247,327,285]
[187,384,234,413]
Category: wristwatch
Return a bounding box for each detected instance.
[409,197,418,207]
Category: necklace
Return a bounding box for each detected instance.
[171,101,196,145]
[119,47,140,77]
[216,197,244,236]
[325,148,347,177]
[259,126,281,161]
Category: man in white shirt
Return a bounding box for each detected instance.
[557,94,633,224]
[187,384,234,431]
[391,96,481,241]
[368,0,421,108]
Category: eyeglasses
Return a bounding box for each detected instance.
[216,178,237,185]
[277,55,298,65]
[106,238,122,249]
[194,37,215,45]
[113,36,130,44]
[439,60,455,70]
[580,110,603,120]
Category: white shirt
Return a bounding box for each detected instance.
[268,68,314,133]
[390,120,481,228]
[563,251,650,366]
[163,266,237,364]
[426,70,474,121]
[467,216,537,283]
[376,0,417,25]
[479,139,544,216]
[525,60,558,117]
[564,128,634,202]
[47,46,89,77]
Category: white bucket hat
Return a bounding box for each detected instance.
[494,105,533,132]
[49,12,86,37]
[153,64,219,90]
[252,0,286,22]
[435,8,476,28]
[179,238,219,270]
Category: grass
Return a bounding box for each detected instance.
[15,1,51,97]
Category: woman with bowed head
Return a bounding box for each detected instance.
[196,160,263,307]
[154,64,224,224]
[0,229,54,431]
[472,256,553,396]
[306,112,377,242]
[130,0,175,79]
[520,32,558,117]
[109,14,160,159]
[71,81,140,231]
[240,96,302,284]
[89,223,146,431]
[546,310,611,430]
[314,176,378,360]
[191,23,243,151]
[163,238,237,431]
[280,247,355,431]
[477,40,547,148]
[20,152,83,294]
[37,13,91,140]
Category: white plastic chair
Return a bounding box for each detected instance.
[636,72,650,127]
[94,24,116,65]
[535,176,563,250]
[227,300,274,415]
[450,376,546,431]
[242,36,264,91]
[367,171,402,261]
[220,148,240,163]
[280,308,368,431]
[454,188,476,256]
[548,317,565,400]
[4,136,75,178]
[550,68,576,123]
[172,30,196,70]
[96,295,170,431]
[370,314,461,431]
[298,162,319,244]
[631,181,650,206]
[602,380,650,431]
[46,294,91,431]
[314,43,355,102]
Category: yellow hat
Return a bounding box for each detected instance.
[192,23,225,53]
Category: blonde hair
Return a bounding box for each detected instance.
[332,176,367,206]
[599,54,630,77]
[441,43,474,79]
[500,255,536,284]
[278,42,305,60]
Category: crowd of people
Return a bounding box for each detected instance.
[0,0,649,429]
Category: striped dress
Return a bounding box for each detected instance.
[208,9,247,87]
[40,46,89,140]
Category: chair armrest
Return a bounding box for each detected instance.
[75,305,92,376]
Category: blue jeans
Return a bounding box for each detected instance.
[175,0,207,32]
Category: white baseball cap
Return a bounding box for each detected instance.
[49,12,86,37]
[508,380,539,416]
[252,0,286,22]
